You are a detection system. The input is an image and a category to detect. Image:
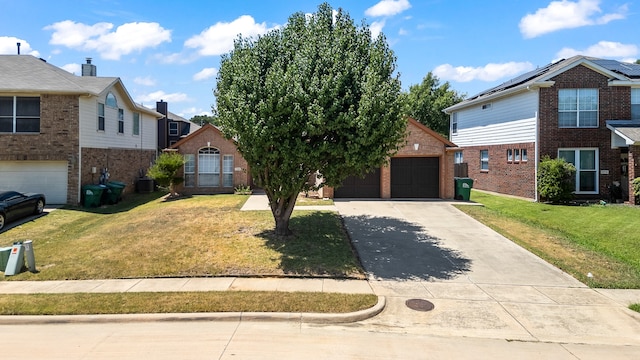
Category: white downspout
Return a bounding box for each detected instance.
[534,110,539,202]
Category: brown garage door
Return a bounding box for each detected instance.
[391,157,439,198]
[334,168,381,198]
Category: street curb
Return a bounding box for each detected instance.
[0,296,385,325]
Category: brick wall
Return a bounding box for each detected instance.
[81,147,156,196]
[462,142,536,199]
[0,94,80,203]
[539,65,628,200]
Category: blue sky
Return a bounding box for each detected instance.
[1,0,637,119]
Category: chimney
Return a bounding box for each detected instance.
[156,100,168,116]
[17,42,21,55]
[82,57,97,76]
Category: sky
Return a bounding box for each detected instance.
[1,0,638,119]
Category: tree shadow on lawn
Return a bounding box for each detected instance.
[342,214,472,281]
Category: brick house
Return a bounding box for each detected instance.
[444,56,640,203]
[319,117,458,199]
[0,55,161,204]
[169,124,251,194]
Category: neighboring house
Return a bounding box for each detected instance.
[320,117,458,199]
[169,124,251,195]
[0,55,161,204]
[156,100,201,149]
[444,55,640,203]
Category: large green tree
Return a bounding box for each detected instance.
[215,3,405,236]
[401,72,465,136]
[190,114,218,126]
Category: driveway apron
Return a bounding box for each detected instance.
[334,200,640,345]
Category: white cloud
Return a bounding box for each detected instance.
[398,28,409,36]
[365,0,411,17]
[433,62,535,82]
[185,15,274,57]
[193,67,218,81]
[44,20,172,60]
[519,0,627,39]
[134,76,157,86]
[179,107,213,118]
[556,41,639,60]
[136,90,190,104]
[61,63,81,74]
[0,36,40,56]
[370,20,386,39]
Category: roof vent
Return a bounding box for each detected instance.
[82,57,97,76]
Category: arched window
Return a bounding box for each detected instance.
[198,147,220,187]
[106,92,118,107]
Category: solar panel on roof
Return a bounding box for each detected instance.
[591,59,640,77]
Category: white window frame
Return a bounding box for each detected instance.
[480,149,489,171]
[558,88,598,128]
[98,103,105,131]
[632,88,640,120]
[184,154,195,187]
[451,112,458,135]
[169,122,179,136]
[198,147,220,187]
[106,92,118,108]
[118,108,124,134]
[223,155,234,187]
[558,148,599,194]
[0,96,40,133]
[454,151,463,164]
[507,149,513,162]
[132,112,140,136]
[521,149,528,162]
[514,149,521,162]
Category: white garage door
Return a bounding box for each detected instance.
[0,161,68,204]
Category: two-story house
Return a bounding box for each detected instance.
[156,100,201,150]
[445,55,640,203]
[0,56,161,204]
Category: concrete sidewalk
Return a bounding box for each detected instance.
[240,192,337,211]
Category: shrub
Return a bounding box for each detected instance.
[147,152,185,196]
[632,177,640,205]
[537,155,576,203]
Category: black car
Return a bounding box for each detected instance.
[0,190,46,231]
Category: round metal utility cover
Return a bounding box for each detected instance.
[405,299,434,312]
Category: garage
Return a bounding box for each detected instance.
[391,157,439,198]
[0,161,68,204]
[334,168,381,198]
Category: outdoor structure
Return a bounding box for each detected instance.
[169,124,251,195]
[445,55,640,203]
[319,117,458,199]
[0,55,161,204]
[156,100,201,149]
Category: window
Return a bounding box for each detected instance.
[507,149,513,162]
[198,148,220,187]
[454,151,463,164]
[132,112,140,135]
[514,149,520,162]
[632,88,640,120]
[184,154,195,187]
[451,113,458,135]
[558,89,598,127]
[480,150,489,171]
[0,96,40,133]
[521,149,528,162]
[558,148,598,193]
[223,155,234,187]
[118,109,124,134]
[481,103,492,110]
[106,92,117,107]
[169,122,179,136]
[98,103,105,131]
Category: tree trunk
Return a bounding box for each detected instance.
[268,192,298,236]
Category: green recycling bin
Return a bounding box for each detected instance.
[454,177,473,201]
[82,184,105,207]
[105,182,125,204]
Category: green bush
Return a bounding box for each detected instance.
[537,155,576,203]
[147,152,185,196]
[632,177,640,205]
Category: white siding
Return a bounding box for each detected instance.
[79,86,157,150]
[451,90,538,146]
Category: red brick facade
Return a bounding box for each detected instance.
[171,124,251,195]
[81,147,157,195]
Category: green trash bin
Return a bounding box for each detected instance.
[82,185,105,207]
[454,177,473,201]
[105,182,125,204]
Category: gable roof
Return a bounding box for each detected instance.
[444,56,640,113]
[407,117,458,147]
[0,55,161,117]
[169,123,226,149]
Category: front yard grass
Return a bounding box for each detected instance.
[0,193,362,281]
[456,190,640,289]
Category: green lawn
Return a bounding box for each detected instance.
[456,190,640,289]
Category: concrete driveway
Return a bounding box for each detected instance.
[335,199,640,346]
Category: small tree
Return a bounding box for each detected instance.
[537,155,576,203]
[147,152,185,197]
[632,177,640,204]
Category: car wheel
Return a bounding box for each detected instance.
[35,199,45,214]
[0,213,5,231]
